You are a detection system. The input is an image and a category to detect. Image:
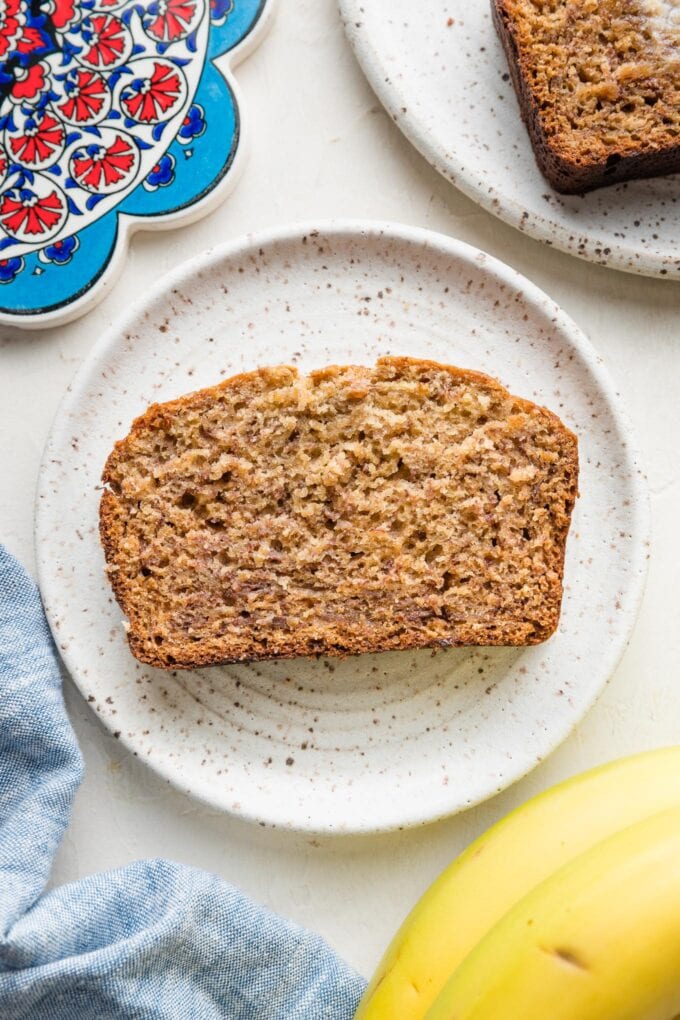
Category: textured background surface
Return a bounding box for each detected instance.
[1,0,678,979]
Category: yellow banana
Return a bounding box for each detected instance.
[355,746,680,1020]
[425,805,680,1020]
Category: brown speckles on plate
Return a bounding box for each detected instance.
[35,222,648,833]
[338,1,679,277]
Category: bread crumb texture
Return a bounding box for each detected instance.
[493,0,680,191]
[100,357,579,669]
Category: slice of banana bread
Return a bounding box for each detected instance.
[100,357,579,669]
[492,0,680,193]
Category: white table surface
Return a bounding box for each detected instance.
[1,0,679,983]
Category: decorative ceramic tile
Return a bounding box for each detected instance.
[36,222,650,833]
[0,0,271,325]
[339,1,680,278]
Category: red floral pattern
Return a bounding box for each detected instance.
[0,0,25,60]
[7,110,65,168]
[0,0,56,66]
[70,131,139,193]
[13,24,47,55]
[42,0,79,31]
[9,61,50,103]
[0,0,216,267]
[120,60,186,123]
[53,67,111,125]
[142,0,201,43]
[0,184,66,240]
[76,13,132,69]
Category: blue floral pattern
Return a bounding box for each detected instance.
[0,255,23,283]
[0,0,268,320]
[177,102,206,142]
[39,235,80,264]
[143,152,176,190]
[209,0,234,27]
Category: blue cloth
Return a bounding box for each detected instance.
[0,546,366,1019]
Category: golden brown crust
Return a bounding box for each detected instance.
[101,365,299,485]
[492,0,680,193]
[100,357,579,670]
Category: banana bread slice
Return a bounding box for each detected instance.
[492,0,680,193]
[100,357,579,669]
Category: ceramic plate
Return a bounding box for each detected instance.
[339,2,680,278]
[0,0,274,327]
[36,221,648,833]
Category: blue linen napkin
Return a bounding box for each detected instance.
[0,546,366,1019]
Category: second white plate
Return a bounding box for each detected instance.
[36,221,648,833]
[339,1,680,278]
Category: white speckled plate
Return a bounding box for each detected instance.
[36,222,649,833]
[338,2,680,278]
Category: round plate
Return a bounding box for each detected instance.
[338,2,680,279]
[36,221,649,833]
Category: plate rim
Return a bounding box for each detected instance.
[35,218,651,833]
[337,0,679,280]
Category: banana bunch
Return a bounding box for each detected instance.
[355,747,680,1020]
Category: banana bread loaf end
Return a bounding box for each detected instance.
[492,0,680,193]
